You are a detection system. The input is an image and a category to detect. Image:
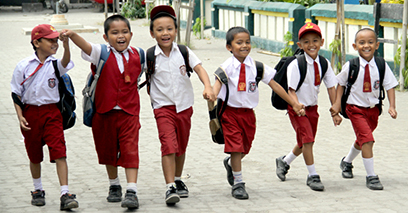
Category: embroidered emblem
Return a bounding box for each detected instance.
[48,78,56,88]
[238,82,246,91]
[180,65,187,76]
[50,26,57,31]
[374,80,380,90]
[363,82,371,92]
[249,81,256,93]
[305,22,313,29]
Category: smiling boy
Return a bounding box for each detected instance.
[61,15,143,209]
[275,22,340,191]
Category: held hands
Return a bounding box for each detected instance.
[388,106,397,119]
[329,104,342,126]
[332,114,342,126]
[293,103,305,117]
[59,29,72,48]
[19,116,31,131]
[203,87,216,102]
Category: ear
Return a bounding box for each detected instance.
[33,39,40,48]
[320,38,324,46]
[296,41,302,49]
[226,44,232,52]
[375,41,380,50]
[352,43,357,51]
[150,30,155,38]
[103,34,108,43]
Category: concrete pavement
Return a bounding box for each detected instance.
[1,7,408,213]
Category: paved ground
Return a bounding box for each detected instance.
[0,6,408,213]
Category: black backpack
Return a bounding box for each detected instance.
[52,60,76,130]
[208,61,264,144]
[271,49,328,110]
[138,44,192,93]
[340,57,386,119]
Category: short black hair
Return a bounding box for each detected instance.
[355,28,378,43]
[226,27,250,46]
[150,16,177,32]
[31,38,42,51]
[104,14,131,36]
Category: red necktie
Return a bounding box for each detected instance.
[238,63,246,91]
[314,61,320,86]
[20,63,43,85]
[363,64,372,92]
[121,53,131,83]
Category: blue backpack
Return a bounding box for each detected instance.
[82,44,145,127]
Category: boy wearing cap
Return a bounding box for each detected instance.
[60,15,142,209]
[148,5,215,205]
[275,22,341,191]
[10,24,78,210]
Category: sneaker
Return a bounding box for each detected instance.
[306,175,324,191]
[231,183,249,199]
[60,193,79,210]
[366,175,384,190]
[175,180,189,198]
[31,190,45,206]
[276,156,290,181]
[223,156,234,186]
[340,157,354,178]
[165,185,180,206]
[107,185,122,202]
[121,190,139,209]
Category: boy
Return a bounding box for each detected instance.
[10,24,78,210]
[330,28,398,190]
[275,22,340,191]
[148,5,216,205]
[213,26,305,199]
[61,15,142,209]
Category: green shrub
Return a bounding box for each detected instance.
[121,0,145,20]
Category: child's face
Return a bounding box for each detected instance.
[352,30,379,62]
[227,32,251,63]
[297,32,324,60]
[103,20,133,52]
[34,37,59,56]
[150,16,177,52]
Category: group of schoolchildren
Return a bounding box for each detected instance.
[10,4,398,211]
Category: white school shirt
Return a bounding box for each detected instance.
[337,56,398,108]
[149,42,201,113]
[10,53,74,106]
[217,55,275,109]
[287,53,337,107]
[81,42,139,110]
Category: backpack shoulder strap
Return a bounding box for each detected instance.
[146,46,156,75]
[295,54,307,91]
[133,47,145,70]
[374,56,386,100]
[95,44,109,77]
[347,57,360,87]
[318,55,328,78]
[178,44,193,77]
[214,67,228,85]
[255,60,264,86]
[52,60,60,79]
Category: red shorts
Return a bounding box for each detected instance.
[154,106,193,157]
[92,110,140,168]
[346,104,379,148]
[288,105,319,148]
[221,106,256,154]
[22,104,66,164]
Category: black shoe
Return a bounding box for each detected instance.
[175,180,189,198]
[276,156,290,181]
[31,190,45,206]
[306,175,324,191]
[366,175,383,190]
[165,185,180,206]
[60,193,79,210]
[231,183,249,199]
[223,156,234,186]
[121,190,139,209]
[340,157,354,178]
[107,185,122,202]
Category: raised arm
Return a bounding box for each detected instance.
[60,29,92,56]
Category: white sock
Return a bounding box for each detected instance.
[126,182,137,193]
[60,185,69,196]
[232,171,244,185]
[344,145,361,163]
[363,157,376,177]
[33,177,43,191]
[109,177,120,186]
[306,164,318,176]
[284,151,297,165]
[166,183,176,190]
[175,176,181,181]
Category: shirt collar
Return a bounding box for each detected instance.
[232,55,254,69]
[154,42,178,56]
[29,53,56,64]
[359,56,375,68]
[304,52,320,65]
[108,44,134,54]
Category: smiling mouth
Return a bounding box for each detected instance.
[118,40,126,45]
[162,38,171,42]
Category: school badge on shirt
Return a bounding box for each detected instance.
[180,65,187,76]
[248,81,256,93]
[48,78,56,88]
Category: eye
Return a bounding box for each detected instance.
[236,42,242,45]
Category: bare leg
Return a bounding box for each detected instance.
[30,162,41,179]
[162,153,176,184]
[106,165,118,180]
[302,143,314,165]
[361,141,374,158]
[54,157,68,186]
[175,153,185,177]
[125,168,138,183]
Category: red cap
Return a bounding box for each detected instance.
[298,22,322,40]
[150,5,176,21]
[31,24,59,41]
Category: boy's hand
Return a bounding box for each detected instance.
[388,106,397,119]
[330,103,341,117]
[19,116,31,131]
[203,87,216,102]
[59,29,74,40]
[293,103,305,116]
[332,114,342,126]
